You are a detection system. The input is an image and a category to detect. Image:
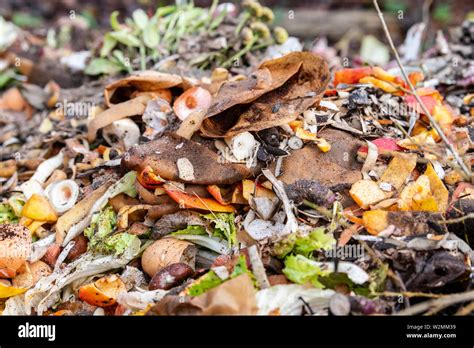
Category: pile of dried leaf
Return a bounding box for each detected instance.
[0,5,473,316]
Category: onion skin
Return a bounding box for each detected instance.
[173,87,212,121]
[46,179,80,214]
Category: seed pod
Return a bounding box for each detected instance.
[66,234,89,262]
[258,128,280,147]
[149,263,194,290]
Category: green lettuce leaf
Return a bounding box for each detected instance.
[273,228,335,259]
[231,254,249,278]
[171,225,207,236]
[283,254,329,288]
[294,228,335,257]
[186,270,223,297]
[202,213,237,248]
[187,254,254,297]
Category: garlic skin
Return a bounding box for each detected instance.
[225,132,256,161]
[45,179,79,214]
[103,119,140,151]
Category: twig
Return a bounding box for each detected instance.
[375,291,444,299]
[455,301,474,316]
[438,213,474,224]
[396,290,474,315]
[303,200,351,228]
[373,0,472,181]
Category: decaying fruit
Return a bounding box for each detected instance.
[349,180,388,209]
[21,194,58,222]
[78,274,126,307]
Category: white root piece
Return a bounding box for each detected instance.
[21,151,64,199]
[31,151,64,183]
[361,140,378,180]
[247,245,270,289]
[261,169,298,235]
[45,179,79,214]
[175,109,207,140]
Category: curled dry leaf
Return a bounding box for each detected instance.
[201,52,330,137]
[104,71,183,106]
[275,129,363,187]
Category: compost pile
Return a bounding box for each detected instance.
[0,3,473,316]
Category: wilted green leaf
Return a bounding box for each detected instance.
[110,11,121,30]
[12,12,43,29]
[172,225,207,236]
[109,30,141,47]
[156,5,177,18]
[84,58,123,75]
[0,70,15,89]
[433,4,452,23]
[112,50,131,71]
[132,9,149,30]
[143,20,159,48]
[100,34,117,57]
[187,270,223,296]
